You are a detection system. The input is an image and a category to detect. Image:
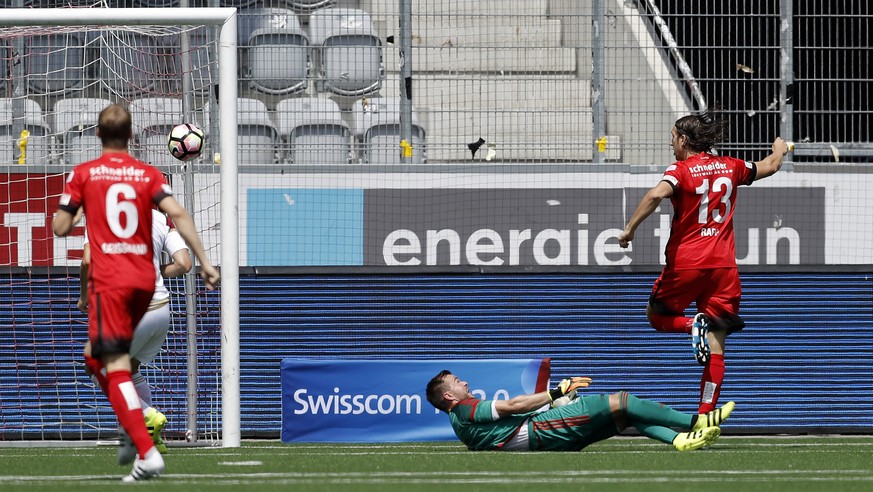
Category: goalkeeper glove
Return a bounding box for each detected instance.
[548,377,592,402]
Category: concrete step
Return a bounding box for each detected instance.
[383,45,577,73]
[424,135,622,162]
[381,76,590,110]
[360,0,549,17]
[370,16,563,48]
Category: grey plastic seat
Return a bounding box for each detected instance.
[352,98,426,164]
[220,0,260,7]
[130,97,183,167]
[132,0,179,7]
[29,0,92,5]
[246,13,310,96]
[276,98,351,164]
[310,8,383,97]
[283,0,335,13]
[237,8,301,47]
[0,98,52,165]
[25,32,88,95]
[237,98,279,165]
[52,98,110,166]
[204,98,279,166]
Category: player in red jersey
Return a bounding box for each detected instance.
[52,104,220,482]
[617,109,789,414]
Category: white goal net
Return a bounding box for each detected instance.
[0,6,240,447]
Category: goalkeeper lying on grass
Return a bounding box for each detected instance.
[425,370,733,452]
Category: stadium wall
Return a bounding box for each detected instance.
[1,270,871,438]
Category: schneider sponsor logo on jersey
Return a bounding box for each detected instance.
[102,242,148,255]
[89,164,148,181]
[688,161,729,175]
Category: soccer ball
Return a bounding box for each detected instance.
[167,123,205,161]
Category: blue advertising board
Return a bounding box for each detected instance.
[280,358,551,442]
[244,187,825,267]
[247,188,364,265]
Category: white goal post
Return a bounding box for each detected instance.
[0,7,240,448]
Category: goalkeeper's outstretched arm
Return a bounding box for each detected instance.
[493,377,592,417]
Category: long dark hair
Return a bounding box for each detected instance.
[674,108,729,152]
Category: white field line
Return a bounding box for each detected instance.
[3,443,873,459]
[2,436,872,450]
[0,470,871,486]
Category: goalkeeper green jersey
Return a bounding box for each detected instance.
[448,398,531,451]
[447,395,618,451]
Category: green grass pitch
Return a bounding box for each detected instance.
[1,437,872,491]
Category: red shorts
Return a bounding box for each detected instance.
[649,267,741,319]
[88,287,153,358]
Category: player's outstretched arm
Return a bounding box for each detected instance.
[619,181,673,248]
[493,377,593,417]
[158,196,220,290]
[754,137,789,181]
[493,392,552,417]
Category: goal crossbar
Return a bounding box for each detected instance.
[0,7,236,26]
[0,7,241,448]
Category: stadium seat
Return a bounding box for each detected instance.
[283,0,335,13]
[52,98,110,166]
[29,0,93,5]
[204,98,279,166]
[309,8,384,97]
[0,98,52,166]
[131,0,179,7]
[24,32,89,95]
[220,0,260,7]
[275,97,352,164]
[129,97,183,167]
[237,8,301,48]
[352,97,426,164]
[97,31,173,98]
[246,15,310,95]
[236,98,279,165]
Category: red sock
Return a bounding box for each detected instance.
[649,313,693,334]
[698,353,725,414]
[84,355,108,395]
[106,370,154,458]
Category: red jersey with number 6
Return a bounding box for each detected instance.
[660,152,756,270]
[58,153,172,293]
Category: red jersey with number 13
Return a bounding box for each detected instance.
[58,153,172,293]
[660,152,756,270]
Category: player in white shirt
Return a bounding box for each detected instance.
[79,208,192,458]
